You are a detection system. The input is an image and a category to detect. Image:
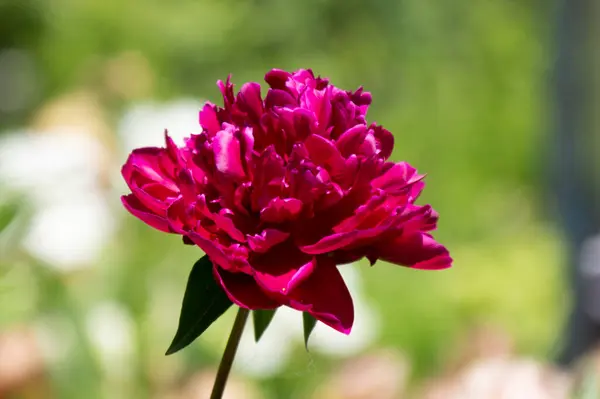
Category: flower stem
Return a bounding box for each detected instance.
[210,307,249,399]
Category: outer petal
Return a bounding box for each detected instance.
[187,231,234,271]
[166,196,193,233]
[300,206,402,254]
[287,256,354,334]
[372,125,394,160]
[131,182,174,215]
[375,233,452,270]
[121,194,170,233]
[123,148,179,192]
[237,82,264,122]
[265,89,297,109]
[265,69,292,91]
[213,266,280,309]
[249,241,314,294]
[300,226,387,255]
[199,103,221,136]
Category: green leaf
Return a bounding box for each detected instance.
[253,309,277,342]
[302,312,317,350]
[165,256,233,355]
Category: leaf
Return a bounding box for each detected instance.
[253,309,277,342]
[302,312,317,350]
[166,255,233,355]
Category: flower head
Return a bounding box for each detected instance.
[121,69,452,334]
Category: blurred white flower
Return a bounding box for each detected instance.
[234,307,300,378]
[85,302,135,380]
[422,358,571,399]
[234,263,379,378]
[117,99,204,152]
[0,128,115,270]
[309,265,379,357]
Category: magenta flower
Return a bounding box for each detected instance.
[121,69,451,335]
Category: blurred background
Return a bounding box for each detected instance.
[0,0,598,398]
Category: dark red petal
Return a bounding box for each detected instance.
[265,69,292,91]
[249,240,314,294]
[260,197,303,223]
[371,162,424,195]
[131,183,173,215]
[375,233,452,270]
[166,196,191,233]
[237,82,264,122]
[199,103,221,135]
[300,225,389,255]
[247,229,290,253]
[254,257,316,295]
[372,125,394,160]
[187,231,234,271]
[287,257,354,334]
[213,128,246,179]
[121,194,171,233]
[213,266,280,309]
[336,125,368,158]
[265,89,297,109]
[304,134,346,179]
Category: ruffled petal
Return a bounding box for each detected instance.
[247,229,290,253]
[260,197,303,223]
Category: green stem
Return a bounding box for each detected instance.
[210,307,249,399]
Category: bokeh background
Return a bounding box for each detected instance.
[0,0,598,398]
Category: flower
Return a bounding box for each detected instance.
[121,69,452,334]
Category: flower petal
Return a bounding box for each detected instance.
[372,125,394,160]
[304,134,346,179]
[199,103,221,135]
[264,69,292,91]
[336,125,368,158]
[249,241,314,294]
[287,257,354,334]
[247,229,290,253]
[121,194,170,233]
[260,197,303,223]
[213,128,246,179]
[187,231,233,270]
[375,233,452,270]
[213,266,280,309]
[237,82,264,122]
[371,162,424,194]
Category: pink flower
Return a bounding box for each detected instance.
[121,69,451,334]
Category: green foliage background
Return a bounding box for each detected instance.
[0,1,567,398]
